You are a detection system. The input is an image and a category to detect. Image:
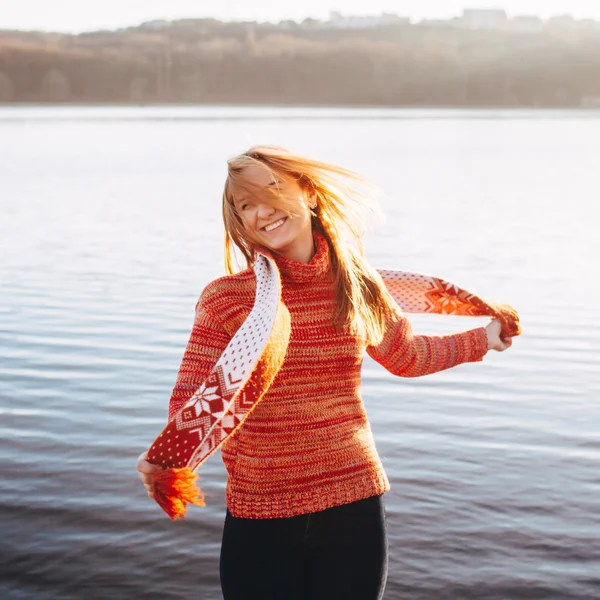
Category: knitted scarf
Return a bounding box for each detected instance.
[147,254,521,520]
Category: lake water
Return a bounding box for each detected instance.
[1,106,599,599]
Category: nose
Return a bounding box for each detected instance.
[257,202,275,219]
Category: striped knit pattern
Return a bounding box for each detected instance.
[168,234,489,519]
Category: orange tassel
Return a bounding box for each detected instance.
[152,467,205,520]
[489,303,522,341]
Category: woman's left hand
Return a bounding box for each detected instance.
[485,319,513,352]
[136,451,162,499]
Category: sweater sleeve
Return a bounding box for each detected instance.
[366,307,489,378]
[167,294,232,422]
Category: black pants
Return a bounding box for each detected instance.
[220,494,388,600]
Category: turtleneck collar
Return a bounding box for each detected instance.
[257,231,331,283]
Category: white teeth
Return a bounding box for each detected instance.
[263,218,286,232]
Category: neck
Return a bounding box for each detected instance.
[275,234,316,264]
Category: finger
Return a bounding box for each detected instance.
[147,491,154,499]
[139,472,154,485]
[137,461,162,474]
[137,466,158,476]
[136,452,163,472]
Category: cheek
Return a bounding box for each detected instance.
[240,210,256,227]
[236,214,258,241]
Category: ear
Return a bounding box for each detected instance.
[311,187,321,210]
[303,185,317,209]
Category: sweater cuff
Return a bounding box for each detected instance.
[466,326,489,363]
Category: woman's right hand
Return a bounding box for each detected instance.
[485,319,513,352]
[136,451,162,499]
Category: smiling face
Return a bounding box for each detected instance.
[231,163,315,264]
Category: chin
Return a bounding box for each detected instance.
[264,242,290,255]
[258,234,292,252]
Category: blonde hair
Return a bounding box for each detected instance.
[222,145,398,345]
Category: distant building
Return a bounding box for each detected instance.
[547,14,575,28]
[328,11,409,29]
[421,18,460,28]
[511,16,544,33]
[459,8,508,30]
[380,12,410,26]
[546,15,600,32]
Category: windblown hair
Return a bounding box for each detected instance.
[222,145,399,345]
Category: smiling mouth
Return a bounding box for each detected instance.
[262,217,287,233]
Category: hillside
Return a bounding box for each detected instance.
[1,18,599,106]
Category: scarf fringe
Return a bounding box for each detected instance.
[487,302,521,340]
[152,467,205,520]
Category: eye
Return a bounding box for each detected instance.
[240,203,250,211]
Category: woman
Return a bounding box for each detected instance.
[137,146,513,599]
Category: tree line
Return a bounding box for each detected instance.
[1,18,599,106]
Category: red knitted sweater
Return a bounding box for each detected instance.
[167,234,489,519]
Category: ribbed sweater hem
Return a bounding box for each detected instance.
[225,470,391,519]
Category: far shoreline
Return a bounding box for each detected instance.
[2,102,600,111]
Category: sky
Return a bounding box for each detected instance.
[1,0,600,33]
